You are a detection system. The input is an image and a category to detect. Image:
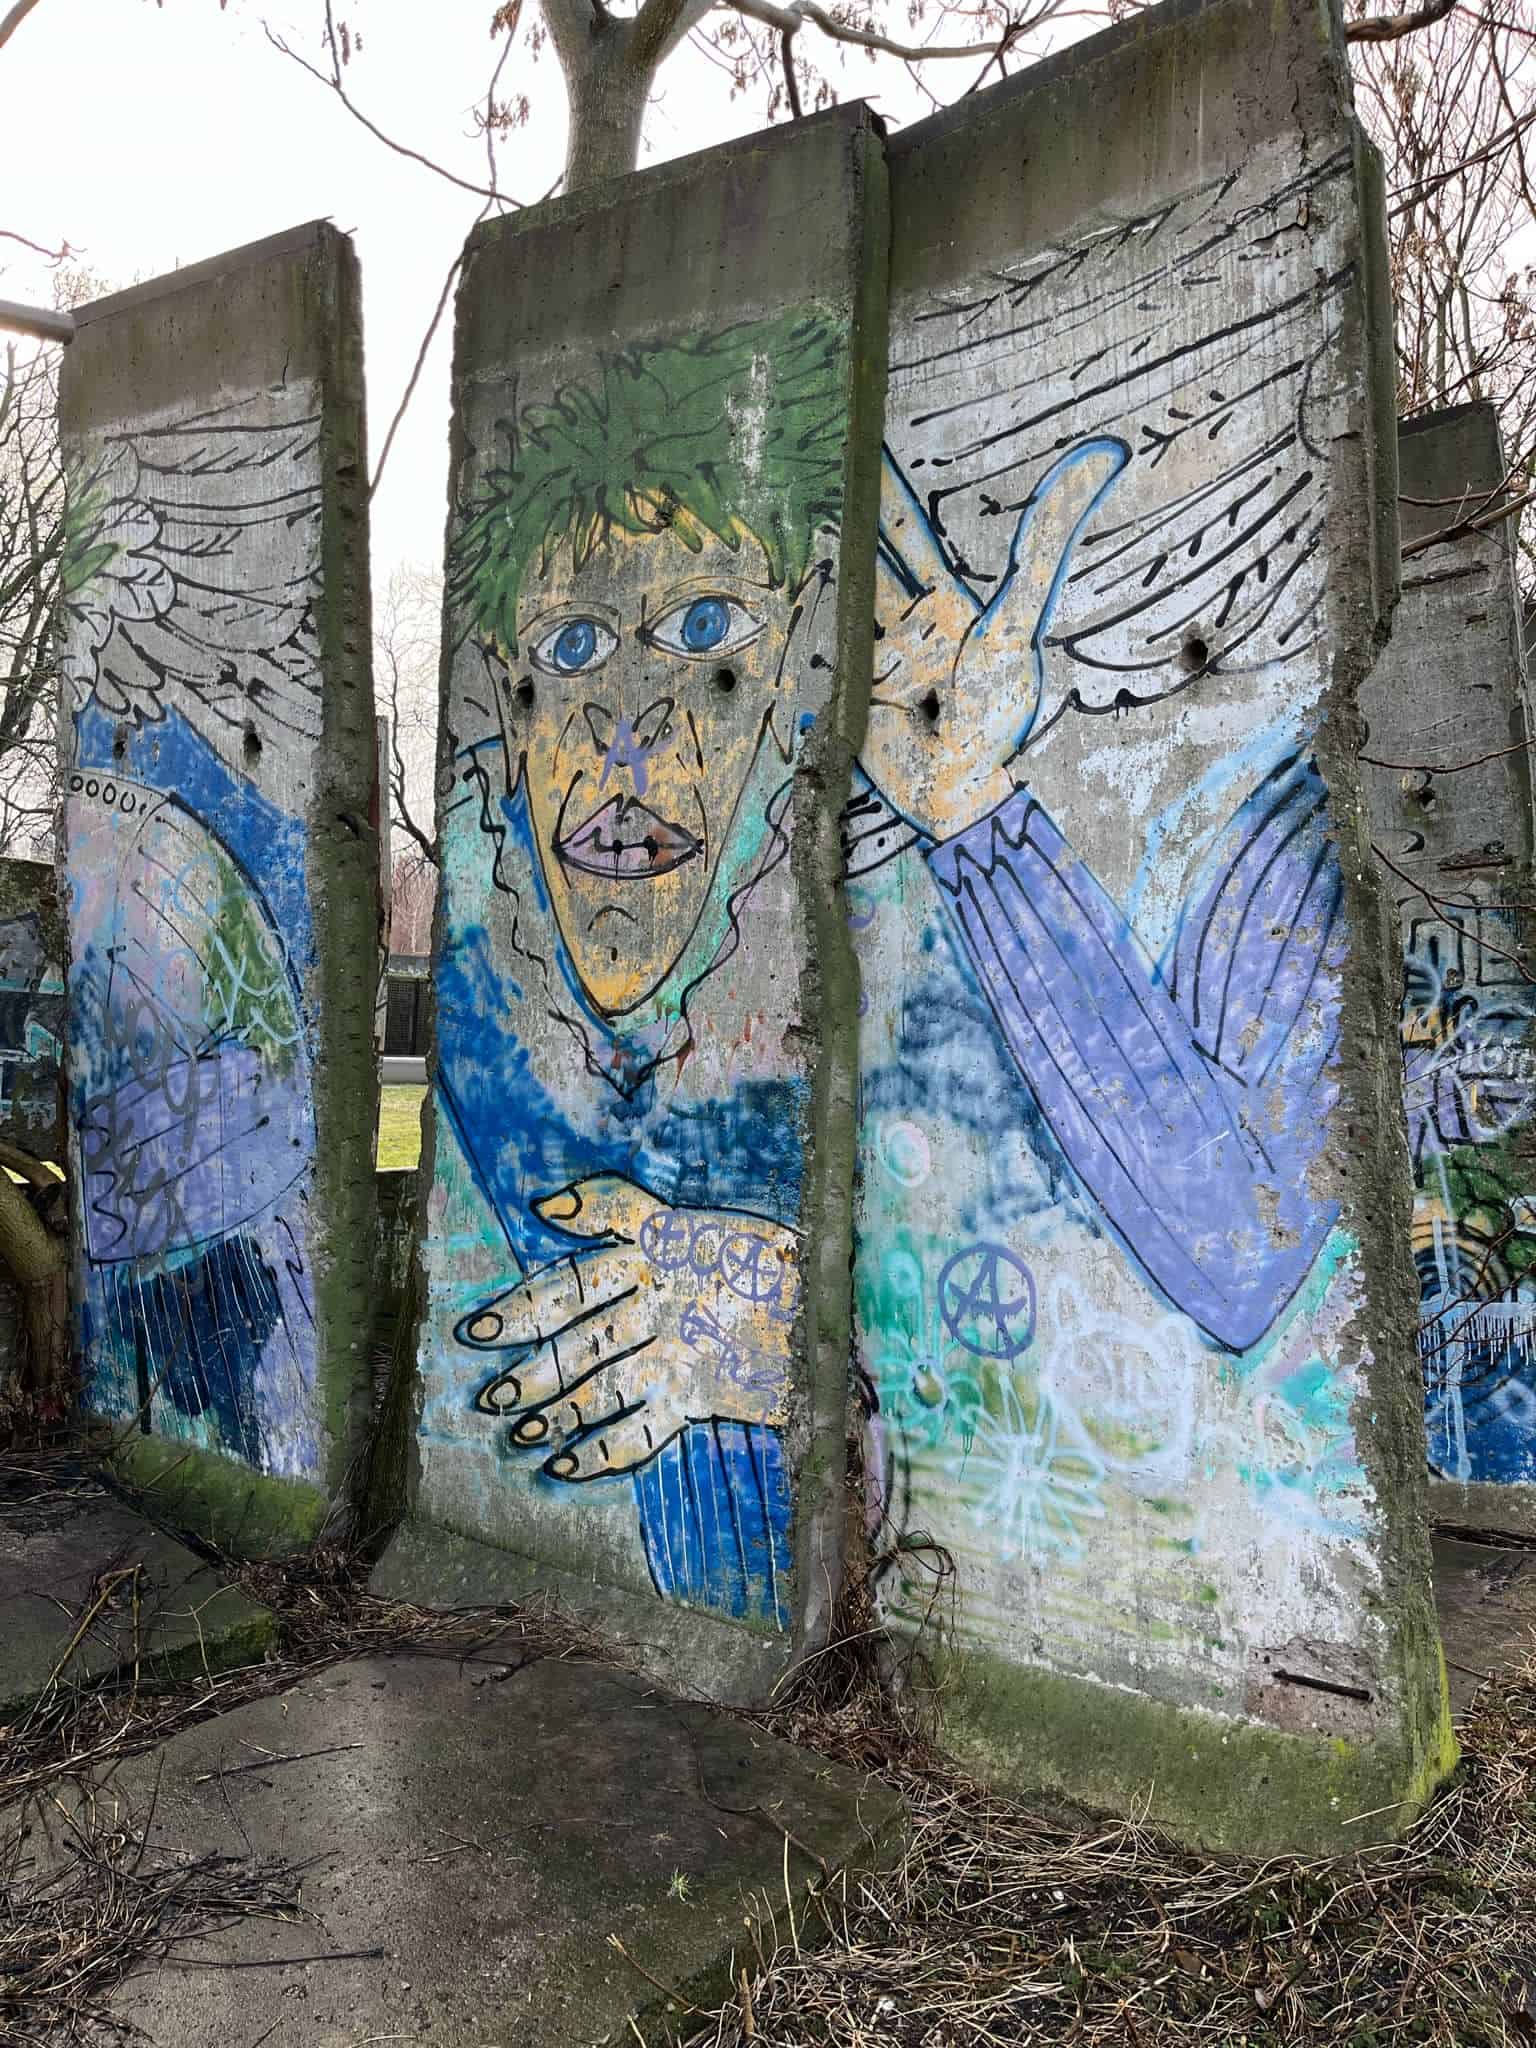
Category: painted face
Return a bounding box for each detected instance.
[497,526,798,1017]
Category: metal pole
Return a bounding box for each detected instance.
[0,299,74,344]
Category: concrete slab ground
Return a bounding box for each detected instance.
[92,1652,902,2048]
[1433,1532,1536,1717]
[0,1460,272,1714]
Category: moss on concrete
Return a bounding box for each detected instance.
[789,108,890,1668]
[935,1646,1457,1857]
[107,1433,330,1560]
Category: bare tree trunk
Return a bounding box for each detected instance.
[0,1171,68,1427]
[545,0,718,195]
[564,31,654,190]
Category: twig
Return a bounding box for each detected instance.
[263,22,505,202]
[369,226,479,501]
[191,1741,366,1786]
[1373,841,1536,982]
[1360,736,1536,775]
[1402,483,1536,557]
[607,1933,704,2014]
[188,1946,388,1970]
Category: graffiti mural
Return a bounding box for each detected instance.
[0,882,64,1152]
[59,396,324,1476]
[422,314,848,1629]
[1403,905,1536,1484]
[854,143,1380,1705]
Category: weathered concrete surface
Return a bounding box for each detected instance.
[0,856,65,1163]
[57,224,381,1554]
[1433,1533,1536,1717]
[378,107,889,1703]
[852,0,1450,1852]
[93,1652,901,2047]
[1360,403,1536,1524]
[0,1463,271,1714]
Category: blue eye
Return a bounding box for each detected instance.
[530,616,617,676]
[649,594,763,661]
[555,620,596,668]
[680,598,728,651]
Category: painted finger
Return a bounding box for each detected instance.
[475,1292,656,1422]
[532,1173,664,1244]
[978,436,1128,653]
[503,1341,656,1453]
[456,1246,641,1351]
[877,447,969,605]
[543,1400,683,1482]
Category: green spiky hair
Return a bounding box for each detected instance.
[449,310,846,654]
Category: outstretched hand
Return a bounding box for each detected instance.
[458,1174,797,1482]
[864,440,1128,839]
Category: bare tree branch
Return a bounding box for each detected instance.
[0,0,46,57]
[1402,483,1536,556]
[0,228,70,265]
[1345,0,1459,41]
[629,0,721,69]
[263,19,510,202]
[779,24,802,114]
[728,0,1035,63]
[371,233,479,502]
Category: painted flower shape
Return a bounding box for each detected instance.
[960,1372,1106,1562]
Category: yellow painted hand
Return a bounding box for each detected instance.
[458,1173,797,1482]
[863,439,1128,838]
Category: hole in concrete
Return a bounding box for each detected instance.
[515,677,536,709]
[919,688,941,722]
[714,667,737,693]
[243,724,262,767]
[112,727,128,762]
[1180,635,1211,673]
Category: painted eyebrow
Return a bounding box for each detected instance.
[650,576,768,607]
[521,598,623,636]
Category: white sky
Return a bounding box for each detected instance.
[1,0,960,586]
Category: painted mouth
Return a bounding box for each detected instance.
[556,795,701,882]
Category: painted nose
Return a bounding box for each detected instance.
[584,698,676,795]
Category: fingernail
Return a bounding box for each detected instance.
[546,1452,578,1479]
[536,1189,581,1220]
[513,1414,548,1444]
[482,1377,519,1410]
[465,1313,503,1343]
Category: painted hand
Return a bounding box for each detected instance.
[863,440,1128,839]
[458,1174,797,1482]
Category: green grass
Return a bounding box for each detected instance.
[377,1085,426,1172]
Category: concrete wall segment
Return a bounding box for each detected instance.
[1362,402,1536,1527]
[56,224,380,1552]
[376,106,891,1703]
[854,0,1448,1849]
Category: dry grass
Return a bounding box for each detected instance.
[7,1449,1536,2046]
[1,1814,308,2047]
[673,1645,1536,2048]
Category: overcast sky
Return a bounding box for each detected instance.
[2,0,958,586]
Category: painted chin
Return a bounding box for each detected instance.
[553,855,714,1015]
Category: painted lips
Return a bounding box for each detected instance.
[557,795,701,881]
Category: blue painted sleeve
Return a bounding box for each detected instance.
[927,772,1342,1352]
